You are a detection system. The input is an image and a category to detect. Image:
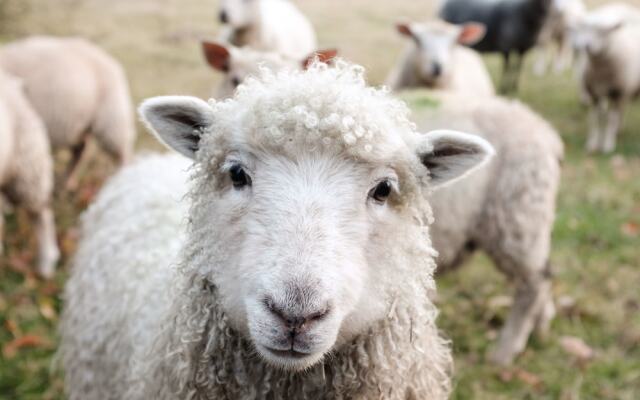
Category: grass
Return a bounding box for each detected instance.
[1,0,639,398]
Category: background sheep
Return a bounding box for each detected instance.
[201,40,337,98]
[533,0,586,75]
[60,63,495,399]
[386,20,495,97]
[217,0,317,60]
[0,36,136,189]
[440,0,552,93]
[401,89,564,365]
[571,5,640,153]
[0,69,59,278]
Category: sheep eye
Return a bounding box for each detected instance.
[229,164,251,188]
[231,77,241,87]
[369,180,392,203]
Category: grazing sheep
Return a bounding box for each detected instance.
[60,62,496,399]
[533,0,586,75]
[217,0,317,60]
[201,40,336,98]
[386,20,495,96]
[571,5,640,153]
[440,0,552,93]
[0,69,59,278]
[401,89,563,366]
[0,36,136,189]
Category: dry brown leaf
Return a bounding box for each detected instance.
[38,297,57,321]
[2,334,50,359]
[620,222,639,238]
[560,336,594,363]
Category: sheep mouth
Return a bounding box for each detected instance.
[262,346,312,360]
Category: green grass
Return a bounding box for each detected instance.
[1,0,639,398]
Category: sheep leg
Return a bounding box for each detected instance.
[601,101,623,153]
[64,135,89,191]
[0,197,4,256]
[586,99,605,153]
[554,36,571,73]
[31,207,60,279]
[488,274,551,366]
[533,47,550,77]
[499,52,512,94]
[510,53,524,93]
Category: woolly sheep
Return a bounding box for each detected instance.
[217,0,317,60]
[386,20,495,97]
[401,89,563,365]
[533,0,586,75]
[0,69,59,278]
[440,0,551,93]
[60,62,496,399]
[571,4,640,153]
[201,40,337,98]
[0,36,136,189]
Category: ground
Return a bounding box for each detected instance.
[0,0,639,399]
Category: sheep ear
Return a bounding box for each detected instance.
[457,23,486,45]
[139,96,215,159]
[302,49,338,69]
[202,41,231,72]
[417,130,494,189]
[396,23,415,38]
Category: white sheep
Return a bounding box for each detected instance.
[533,0,586,75]
[386,20,495,97]
[0,69,59,278]
[201,40,336,98]
[217,0,317,60]
[60,62,496,399]
[0,36,136,188]
[401,89,564,366]
[571,5,640,153]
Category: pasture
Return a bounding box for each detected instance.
[0,0,639,398]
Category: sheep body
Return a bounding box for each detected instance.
[386,21,494,96]
[573,5,640,152]
[0,36,136,183]
[219,0,316,60]
[534,0,586,75]
[57,62,499,399]
[440,0,551,92]
[402,89,563,365]
[0,69,59,277]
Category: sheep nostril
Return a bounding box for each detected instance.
[432,63,442,77]
[219,11,228,24]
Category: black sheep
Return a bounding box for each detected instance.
[440,0,551,93]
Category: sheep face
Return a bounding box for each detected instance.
[397,21,486,85]
[140,65,493,371]
[202,42,338,99]
[570,18,622,56]
[219,0,260,28]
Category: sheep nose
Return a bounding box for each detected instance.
[432,63,442,77]
[219,10,228,24]
[264,298,330,333]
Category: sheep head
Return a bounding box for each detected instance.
[139,62,493,371]
[396,20,486,85]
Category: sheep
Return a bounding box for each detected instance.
[201,40,337,99]
[0,36,136,189]
[386,20,495,97]
[217,0,317,60]
[60,61,496,399]
[571,5,640,153]
[400,89,563,366]
[440,0,552,93]
[533,0,586,75]
[0,69,59,278]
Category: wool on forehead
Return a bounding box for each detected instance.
[202,60,420,163]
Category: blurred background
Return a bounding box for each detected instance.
[0,0,638,398]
